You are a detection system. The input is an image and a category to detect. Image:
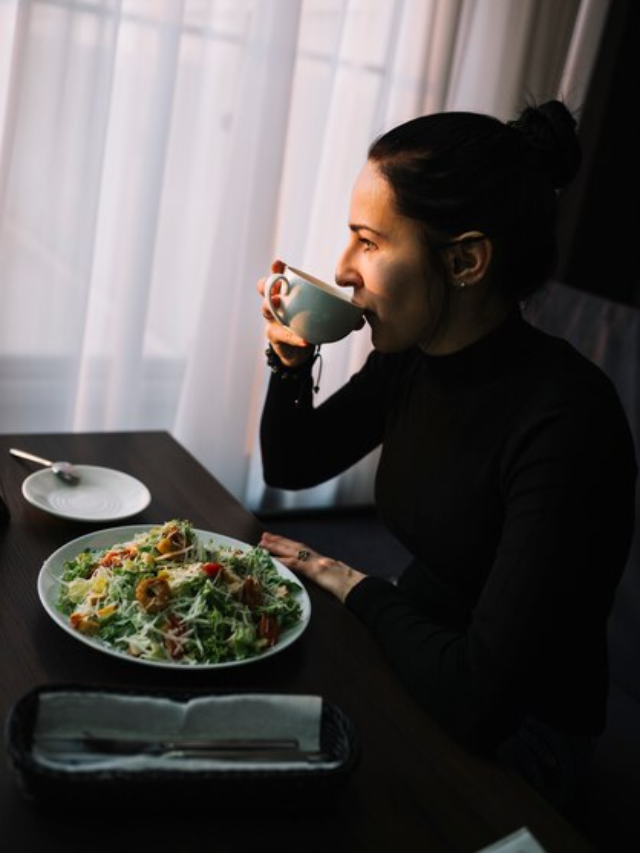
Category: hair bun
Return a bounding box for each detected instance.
[508,100,582,190]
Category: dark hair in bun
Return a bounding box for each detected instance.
[507,100,582,190]
[368,99,581,300]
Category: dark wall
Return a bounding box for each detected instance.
[556,0,638,308]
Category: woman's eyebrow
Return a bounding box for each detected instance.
[349,223,386,238]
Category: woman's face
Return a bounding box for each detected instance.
[335,160,446,353]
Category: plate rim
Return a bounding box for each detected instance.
[37,523,312,670]
[22,465,152,522]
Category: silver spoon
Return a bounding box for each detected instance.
[9,448,81,485]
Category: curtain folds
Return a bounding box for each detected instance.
[0,0,605,510]
[173,0,303,501]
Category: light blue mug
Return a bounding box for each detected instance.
[265,265,363,345]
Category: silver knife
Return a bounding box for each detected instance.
[36,734,327,762]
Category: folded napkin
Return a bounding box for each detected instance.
[32,691,333,773]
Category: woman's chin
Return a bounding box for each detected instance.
[371,324,416,354]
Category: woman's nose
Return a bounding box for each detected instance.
[335,246,361,290]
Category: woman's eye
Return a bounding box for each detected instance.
[359,238,376,251]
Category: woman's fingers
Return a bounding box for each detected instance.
[259,531,365,603]
[259,532,321,577]
[256,259,311,362]
[259,532,314,562]
[267,323,309,350]
[257,259,285,285]
[256,257,285,298]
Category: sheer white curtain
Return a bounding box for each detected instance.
[0,0,608,510]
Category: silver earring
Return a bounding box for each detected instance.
[452,279,467,289]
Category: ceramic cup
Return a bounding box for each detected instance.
[265,265,363,344]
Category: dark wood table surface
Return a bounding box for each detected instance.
[0,431,597,852]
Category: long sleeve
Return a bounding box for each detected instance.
[346,353,636,753]
[260,315,637,754]
[260,351,386,489]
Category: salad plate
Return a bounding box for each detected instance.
[23,466,151,522]
[38,523,311,670]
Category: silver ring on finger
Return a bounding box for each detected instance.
[296,548,310,562]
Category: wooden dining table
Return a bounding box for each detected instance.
[0,430,597,853]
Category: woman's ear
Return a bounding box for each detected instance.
[445,232,492,286]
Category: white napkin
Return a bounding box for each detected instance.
[476,827,548,853]
[32,691,331,773]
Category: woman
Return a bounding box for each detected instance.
[256,101,637,806]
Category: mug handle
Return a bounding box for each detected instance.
[265,273,290,326]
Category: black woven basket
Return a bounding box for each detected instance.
[5,683,360,810]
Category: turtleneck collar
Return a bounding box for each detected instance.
[419,309,534,394]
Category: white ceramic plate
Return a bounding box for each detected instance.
[38,525,311,670]
[22,466,151,522]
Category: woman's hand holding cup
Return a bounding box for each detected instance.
[257,259,316,369]
[258,258,364,363]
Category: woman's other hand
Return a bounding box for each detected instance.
[259,531,366,603]
[257,259,315,368]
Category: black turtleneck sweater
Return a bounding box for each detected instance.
[260,312,637,753]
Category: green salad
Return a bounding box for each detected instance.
[56,520,304,665]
